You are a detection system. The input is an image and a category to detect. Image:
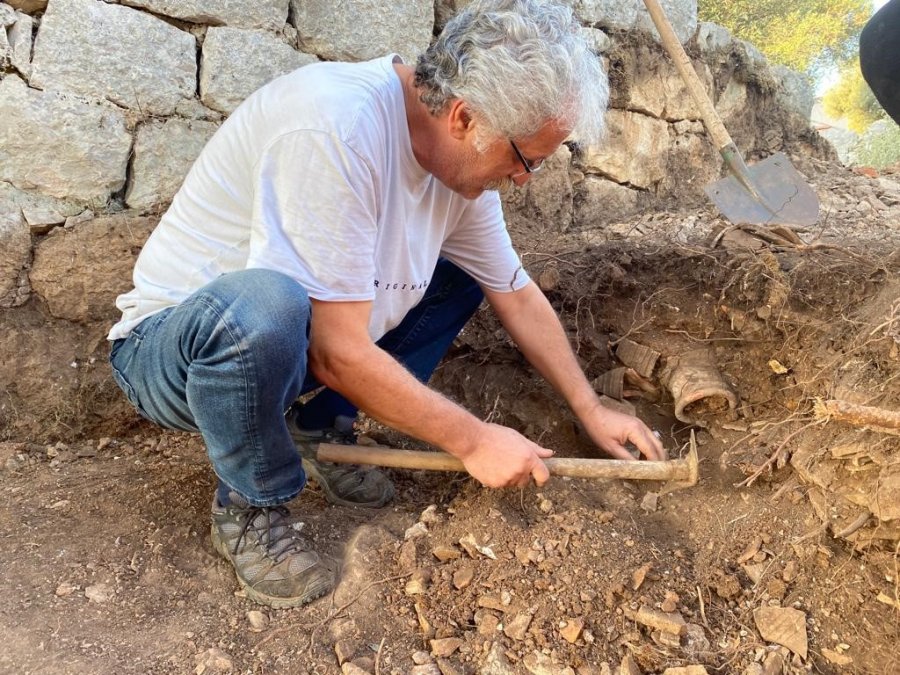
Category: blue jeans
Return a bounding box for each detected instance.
[109,259,483,507]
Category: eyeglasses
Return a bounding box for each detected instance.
[509,139,544,177]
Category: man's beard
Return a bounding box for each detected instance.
[484,177,516,193]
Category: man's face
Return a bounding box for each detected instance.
[444,116,572,200]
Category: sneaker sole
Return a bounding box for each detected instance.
[210,524,333,609]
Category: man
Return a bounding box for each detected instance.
[109,0,665,609]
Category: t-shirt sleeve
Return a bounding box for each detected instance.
[246,130,378,302]
[440,192,530,292]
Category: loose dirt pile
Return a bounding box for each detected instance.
[1,159,898,674]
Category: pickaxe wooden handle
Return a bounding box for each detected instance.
[317,432,699,491]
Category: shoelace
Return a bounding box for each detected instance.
[231,505,305,562]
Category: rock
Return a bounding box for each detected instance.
[429,637,462,657]
[334,639,356,665]
[30,214,156,323]
[120,0,290,31]
[772,65,814,120]
[436,658,465,675]
[753,606,808,660]
[412,664,442,675]
[632,563,652,590]
[475,609,500,635]
[632,605,686,635]
[0,183,83,235]
[399,539,418,571]
[523,651,576,675]
[412,651,432,665]
[694,22,732,54]
[503,612,533,641]
[432,545,461,562]
[459,533,496,559]
[821,648,852,666]
[194,647,233,673]
[290,0,433,64]
[453,565,474,590]
[419,504,441,525]
[635,0,697,44]
[6,9,32,77]
[31,0,195,116]
[559,617,584,643]
[84,582,114,603]
[640,492,659,513]
[618,653,642,675]
[575,176,641,227]
[0,76,131,205]
[660,591,679,613]
[480,641,515,675]
[246,610,268,631]
[580,110,670,189]
[662,667,708,675]
[4,0,46,11]
[537,264,561,292]
[405,522,429,540]
[713,573,741,600]
[200,26,318,115]
[126,119,219,210]
[581,26,611,53]
[55,582,77,597]
[341,663,370,675]
[742,562,766,585]
[405,569,431,595]
[781,561,798,583]
[0,206,30,308]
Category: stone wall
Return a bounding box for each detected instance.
[0,0,824,440]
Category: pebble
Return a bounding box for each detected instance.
[432,545,461,562]
[84,583,114,604]
[405,569,431,595]
[399,539,418,571]
[411,664,441,675]
[55,582,77,597]
[405,522,429,540]
[632,563,652,590]
[246,610,268,631]
[419,504,441,525]
[411,650,432,665]
[503,612,533,640]
[753,606,808,660]
[632,605,686,635]
[334,639,356,665]
[559,617,584,643]
[660,591,679,613]
[662,667,708,675]
[453,565,474,590]
[429,637,462,657]
[341,663,370,675]
[821,647,852,666]
[194,647,233,674]
[640,492,659,512]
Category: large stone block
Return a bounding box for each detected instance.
[580,110,670,189]
[290,0,433,64]
[126,118,220,210]
[7,9,33,77]
[31,0,196,116]
[29,213,156,323]
[575,175,641,228]
[576,0,697,44]
[200,26,318,115]
[3,0,45,11]
[120,0,290,31]
[0,77,131,206]
[0,206,31,307]
[772,65,814,121]
[623,45,712,121]
[694,22,732,55]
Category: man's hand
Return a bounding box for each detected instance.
[459,423,554,488]
[579,402,666,461]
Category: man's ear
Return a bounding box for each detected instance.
[446,99,474,140]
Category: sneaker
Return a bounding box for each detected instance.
[288,405,395,508]
[211,492,335,609]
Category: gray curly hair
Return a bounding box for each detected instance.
[415,0,608,150]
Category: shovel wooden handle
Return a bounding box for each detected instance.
[640,0,733,152]
[317,442,698,485]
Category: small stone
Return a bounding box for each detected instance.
[475,609,500,635]
[753,606,808,660]
[411,665,441,675]
[618,653,642,675]
[640,492,659,512]
[84,583,114,604]
[55,582,77,597]
[194,647,233,673]
[405,522,429,540]
[453,565,474,590]
[662,667,708,675]
[97,437,112,451]
[405,569,431,595]
[537,264,560,292]
[436,658,464,675]
[429,637,462,657]
[341,663,370,675]
[334,639,356,665]
[246,610,268,631]
[781,560,798,582]
[742,563,766,584]
[821,648,852,666]
[432,545,461,563]
[632,563,652,590]
[538,497,554,513]
[560,617,584,643]
[412,650,432,665]
[515,545,532,565]
[399,539,418,571]
[504,612,533,641]
[477,595,506,611]
[660,591,679,613]
[714,573,741,600]
[633,605,686,635]
[653,630,681,648]
[420,504,441,525]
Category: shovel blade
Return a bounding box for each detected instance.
[704,152,819,227]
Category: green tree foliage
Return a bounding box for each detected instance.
[698,0,871,75]
[822,60,885,132]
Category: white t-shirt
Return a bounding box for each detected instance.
[108,55,529,342]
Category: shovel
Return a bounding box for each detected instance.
[641,0,819,227]
[318,431,700,493]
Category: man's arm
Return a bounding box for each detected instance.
[484,281,666,461]
[307,298,554,487]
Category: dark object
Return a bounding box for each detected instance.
[641,0,820,227]
[860,0,900,125]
